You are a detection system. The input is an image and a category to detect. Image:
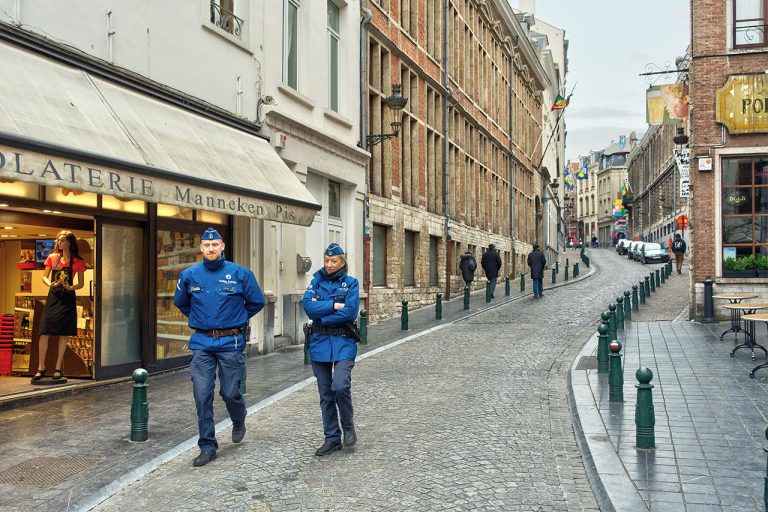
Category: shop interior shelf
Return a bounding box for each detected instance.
[13,338,31,343]
[157,292,175,298]
[14,307,34,313]
[157,334,190,341]
[156,320,188,325]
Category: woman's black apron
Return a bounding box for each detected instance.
[39,257,77,336]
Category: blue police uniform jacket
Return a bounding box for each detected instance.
[302,267,360,362]
[174,256,265,351]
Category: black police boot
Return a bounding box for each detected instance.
[343,428,357,448]
[232,421,246,443]
[192,451,216,467]
[315,440,342,456]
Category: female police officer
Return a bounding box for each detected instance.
[302,243,360,456]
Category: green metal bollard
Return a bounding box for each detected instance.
[566,257,570,268]
[401,299,409,330]
[598,316,610,374]
[556,261,560,274]
[609,340,624,402]
[505,276,510,297]
[359,310,368,345]
[639,280,646,304]
[520,272,525,292]
[435,294,442,320]
[655,269,661,288]
[573,262,579,277]
[624,290,632,322]
[608,303,617,341]
[661,267,666,284]
[564,264,569,281]
[552,267,557,284]
[632,285,640,311]
[635,367,656,449]
[130,368,149,442]
[644,276,651,298]
[464,286,470,310]
[616,296,625,331]
[650,273,656,293]
[486,281,492,303]
[585,255,590,268]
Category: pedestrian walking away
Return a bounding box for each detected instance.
[481,243,502,299]
[459,250,478,290]
[527,243,547,298]
[302,243,361,457]
[174,227,266,467]
[672,232,687,274]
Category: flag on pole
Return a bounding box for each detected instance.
[576,163,588,180]
[564,171,575,190]
[550,93,571,111]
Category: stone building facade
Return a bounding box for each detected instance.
[689,0,768,319]
[364,0,552,321]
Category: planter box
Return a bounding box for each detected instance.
[723,270,758,278]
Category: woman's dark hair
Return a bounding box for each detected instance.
[57,231,82,262]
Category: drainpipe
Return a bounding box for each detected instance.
[361,2,372,312]
[107,10,115,63]
[509,46,516,272]
[443,0,453,299]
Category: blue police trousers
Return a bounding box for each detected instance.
[190,349,246,454]
[312,359,355,444]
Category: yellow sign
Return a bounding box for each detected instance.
[716,75,768,134]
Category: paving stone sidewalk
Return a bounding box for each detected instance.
[570,264,768,511]
[0,250,590,511]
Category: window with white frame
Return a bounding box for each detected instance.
[733,0,767,47]
[284,0,299,89]
[210,0,244,39]
[327,1,340,112]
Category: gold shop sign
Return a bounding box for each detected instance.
[716,75,768,134]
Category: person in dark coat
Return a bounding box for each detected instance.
[527,243,547,298]
[671,232,687,274]
[458,251,477,289]
[481,244,503,299]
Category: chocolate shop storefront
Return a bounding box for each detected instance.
[0,40,319,399]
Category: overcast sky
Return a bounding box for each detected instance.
[510,0,691,163]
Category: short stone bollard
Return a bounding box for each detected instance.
[609,303,618,342]
[130,368,149,442]
[644,276,651,298]
[464,287,470,310]
[520,272,525,292]
[486,281,492,303]
[655,269,661,288]
[639,280,646,304]
[632,285,640,311]
[616,296,625,330]
[359,310,368,345]
[650,273,656,293]
[609,340,624,402]
[635,367,655,449]
[624,290,632,322]
[552,267,557,284]
[401,299,409,330]
[435,294,442,321]
[598,318,610,374]
[505,276,510,296]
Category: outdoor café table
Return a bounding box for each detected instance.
[714,293,759,342]
[725,304,768,361]
[744,313,768,378]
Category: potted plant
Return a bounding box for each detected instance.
[724,255,759,278]
[758,255,768,278]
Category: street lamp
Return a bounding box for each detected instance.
[366,84,409,148]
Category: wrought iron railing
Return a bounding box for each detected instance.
[736,23,768,46]
[210,1,244,39]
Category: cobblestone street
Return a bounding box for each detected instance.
[95,250,682,511]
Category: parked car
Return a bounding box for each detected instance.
[627,241,641,260]
[641,242,670,264]
[617,239,631,255]
[630,241,646,261]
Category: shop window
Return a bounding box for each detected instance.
[404,230,416,286]
[155,229,204,359]
[372,224,387,286]
[721,156,768,268]
[197,210,228,224]
[428,236,439,286]
[733,0,767,47]
[102,195,147,214]
[284,0,299,89]
[46,187,98,208]
[158,204,194,220]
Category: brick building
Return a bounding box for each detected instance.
[689,0,768,319]
[363,0,554,321]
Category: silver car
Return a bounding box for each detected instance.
[641,242,670,264]
[630,241,646,261]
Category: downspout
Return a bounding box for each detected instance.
[361,2,372,312]
[442,0,453,299]
[509,49,516,274]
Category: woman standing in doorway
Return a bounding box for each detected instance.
[32,231,86,381]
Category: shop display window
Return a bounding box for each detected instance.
[197,210,227,224]
[45,187,98,207]
[102,195,147,214]
[156,229,202,359]
[157,204,193,220]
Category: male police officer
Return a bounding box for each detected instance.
[174,228,265,467]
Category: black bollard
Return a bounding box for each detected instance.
[645,276,651,297]
[616,297,625,330]
[650,273,656,293]
[609,340,624,402]
[564,264,569,281]
[130,368,149,442]
[635,367,655,449]
[573,262,580,277]
[552,267,557,284]
[655,269,661,288]
[624,290,632,322]
[464,286,470,310]
[486,281,492,303]
[505,276,510,296]
[556,261,560,274]
[435,294,442,321]
[703,276,716,323]
[639,280,646,304]
[401,299,409,330]
[520,272,525,292]
[359,310,368,345]
[609,303,618,342]
[632,285,640,311]
[661,267,666,284]
[598,316,610,374]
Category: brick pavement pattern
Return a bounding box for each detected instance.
[93,249,665,512]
